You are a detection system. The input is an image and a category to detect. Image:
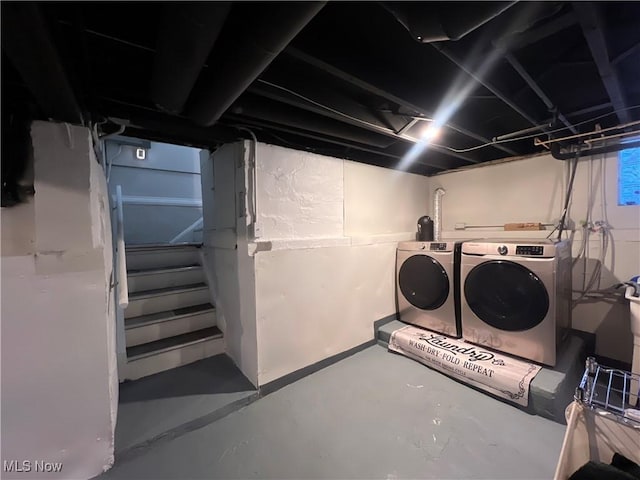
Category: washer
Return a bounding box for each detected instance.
[396,241,463,337]
[460,238,572,366]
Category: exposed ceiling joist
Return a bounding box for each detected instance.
[185,2,326,126]
[433,44,545,131]
[574,2,631,123]
[611,41,640,66]
[151,2,230,114]
[225,114,444,173]
[284,47,516,159]
[500,51,577,133]
[2,3,83,124]
[494,12,577,51]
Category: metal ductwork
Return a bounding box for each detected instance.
[231,95,398,149]
[382,1,516,43]
[151,2,231,114]
[186,2,326,127]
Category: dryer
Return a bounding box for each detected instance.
[396,241,462,337]
[460,239,572,366]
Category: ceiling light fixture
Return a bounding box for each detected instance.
[421,124,441,142]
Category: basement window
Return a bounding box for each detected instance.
[618,144,640,206]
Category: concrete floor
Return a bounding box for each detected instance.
[105,345,566,479]
[116,354,257,453]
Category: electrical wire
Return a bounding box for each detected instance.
[255,78,640,153]
[106,144,123,183]
[557,147,581,240]
[257,79,414,137]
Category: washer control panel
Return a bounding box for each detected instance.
[430,243,448,251]
[516,245,544,256]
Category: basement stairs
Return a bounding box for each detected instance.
[121,243,223,381]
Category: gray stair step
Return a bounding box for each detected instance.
[126,303,215,329]
[127,264,201,275]
[129,283,208,301]
[125,283,211,319]
[127,265,204,293]
[125,303,216,347]
[126,243,202,252]
[127,326,223,361]
[125,245,201,270]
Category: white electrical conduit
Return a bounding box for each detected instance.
[115,185,128,309]
[433,188,446,241]
[236,127,260,238]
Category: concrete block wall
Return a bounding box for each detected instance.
[203,142,639,388]
[1,121,117,478]
[201,141,431,386]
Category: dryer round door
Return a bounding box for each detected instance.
[464,260,549,331]
[398,255,449,310]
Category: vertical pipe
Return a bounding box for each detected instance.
[433,188,446,241]
[115,185,128,308]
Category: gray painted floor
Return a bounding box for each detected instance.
[105,345,566,479]
[116,354,256,453]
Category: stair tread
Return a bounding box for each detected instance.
[127,326,222,360]
[126,243,202,252]
[126,303,215,329]
[128,282,208,300]
[127,264,202,276]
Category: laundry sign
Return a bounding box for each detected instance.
[389,325,542,407]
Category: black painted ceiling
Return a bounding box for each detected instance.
[2,1,639,175]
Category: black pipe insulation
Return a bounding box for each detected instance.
[550,139,640,160]
[151,2,231,114]
[186,2,326,127]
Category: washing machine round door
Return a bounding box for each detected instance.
[399,255,449,310]
[464,260,549,331]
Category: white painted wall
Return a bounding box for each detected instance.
[1,121,117,478]
[200,143,258,386]
[253,144,430,384]
[344,160,431,237]
[255,243,399,383]
[200,141,430,386]
[256,144,344,240]
[430,151,640,363]
[202,140,638,382]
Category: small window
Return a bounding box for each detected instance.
[618,144,640,206]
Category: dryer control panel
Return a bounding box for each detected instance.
[516,245,544,256]
[430,243,448,251]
